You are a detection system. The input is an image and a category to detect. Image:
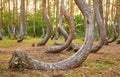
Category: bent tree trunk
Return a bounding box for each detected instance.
[54,1,68,45]
[37,0,51,46]
[17,0,25,42]
[90,0,106,53]
[8,0,94,70]
[108,21,117,43]
[117,0,120,44]
[46,0,74,53]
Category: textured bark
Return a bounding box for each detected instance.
[37,0,51,46]
[98,0,103,20]
[55,0,59,40]
[108,21,117,43]
[8,0,94,70]
[46,0,74,53]
[13,0,17,39]
[24,0,28,35]
[17,0,25,42]
[47,0,50,16]
[54,0,68,45]
[104,0,110,45]
[90,0,106,53]
[40,1,45,38]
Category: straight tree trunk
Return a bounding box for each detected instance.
[8,0,12,38]
[33,0,37,37]
[37,0,51,46]
[24,0,28,35]
[17,0,25,42]
[0,0,3,40]
[8,0,94,70]
[55,0,59,40]
[40,1,45,37]
[104,0,110,45]
[47,0,50,17]
[13,0,18,39]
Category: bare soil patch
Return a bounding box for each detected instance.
[0,43,120,77]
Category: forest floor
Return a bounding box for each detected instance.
[0,38,120,77]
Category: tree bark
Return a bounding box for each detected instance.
[90,0,106,53]
[104,0,110,45]
[37,0,51,46]
[54,1,68,45]
[108,21,117,43]
[55,0,59,40]
[8,0,94,70]
[33,0,37,37]
[46,0,74,53]
[0,0,3,40]
[8,0,12,38]
[117,0,120,44]
[17,0,25,42]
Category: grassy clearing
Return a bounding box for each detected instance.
[0,37,84,47]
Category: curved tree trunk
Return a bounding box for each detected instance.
[90,0,106,53]
[37,0,51,46]
[46,0,74,53]
[108,21,117,43]
[17,0,25,42]
[8,0,94,70]
[117,0,120,44]
[104,0,110,45]
[54,0,68,45]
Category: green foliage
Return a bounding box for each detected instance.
[2,9,86,38]
[74,15,85,38]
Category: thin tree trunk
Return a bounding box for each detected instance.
[117,0,120,44]
[17,0,25,42]
[37,0,51,46]
[46,0,74,53]
[40,1,45,37]
[47,0,50,16]
[108,21,117,43]
[54,0,68,45]
[8,0,12,38]
[0,0,3,40]
[24,0,28,35]
[55,0,59,40]
[104,0,110,45]
[13,0,18,39]
[33,0,37,37]
[8,0,94,70]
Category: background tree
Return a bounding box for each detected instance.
[8,0,94,70]
[7,0,12,38]
[0,0,3,40]
[37,0,51,46]
[33,0,37,37]
[17,0,25,42]
[117,0,120,44]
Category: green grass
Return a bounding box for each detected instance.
[0,37,84,47]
